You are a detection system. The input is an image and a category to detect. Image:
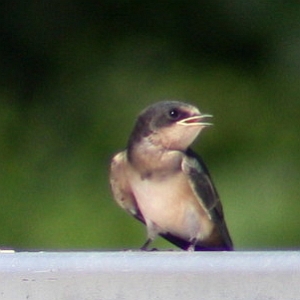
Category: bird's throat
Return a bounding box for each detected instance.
[127,137,183,177]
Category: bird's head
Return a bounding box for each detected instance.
[128,101,212,151]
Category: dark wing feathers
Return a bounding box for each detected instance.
[183,148,233,250]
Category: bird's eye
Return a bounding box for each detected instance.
[169,109,180,120]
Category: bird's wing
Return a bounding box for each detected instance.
[110,151,145,223]
[181,148,233,250]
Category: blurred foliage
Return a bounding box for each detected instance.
[0,0,300,250]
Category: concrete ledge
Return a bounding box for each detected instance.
[0,251,299,300]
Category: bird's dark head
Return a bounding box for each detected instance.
[128,100,212,152]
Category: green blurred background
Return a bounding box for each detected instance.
[0,1,299,250]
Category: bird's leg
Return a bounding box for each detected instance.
[140,220,160,251]
[187,238,197,251]
[140,238,153,251]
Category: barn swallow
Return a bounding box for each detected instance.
[110,100,233,251]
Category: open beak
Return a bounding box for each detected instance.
[176,114,213,127]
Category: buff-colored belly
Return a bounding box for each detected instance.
[130,171,213,241]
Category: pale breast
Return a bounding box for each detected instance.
[129,169,214,240]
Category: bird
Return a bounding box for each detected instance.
[109,100,233,251]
